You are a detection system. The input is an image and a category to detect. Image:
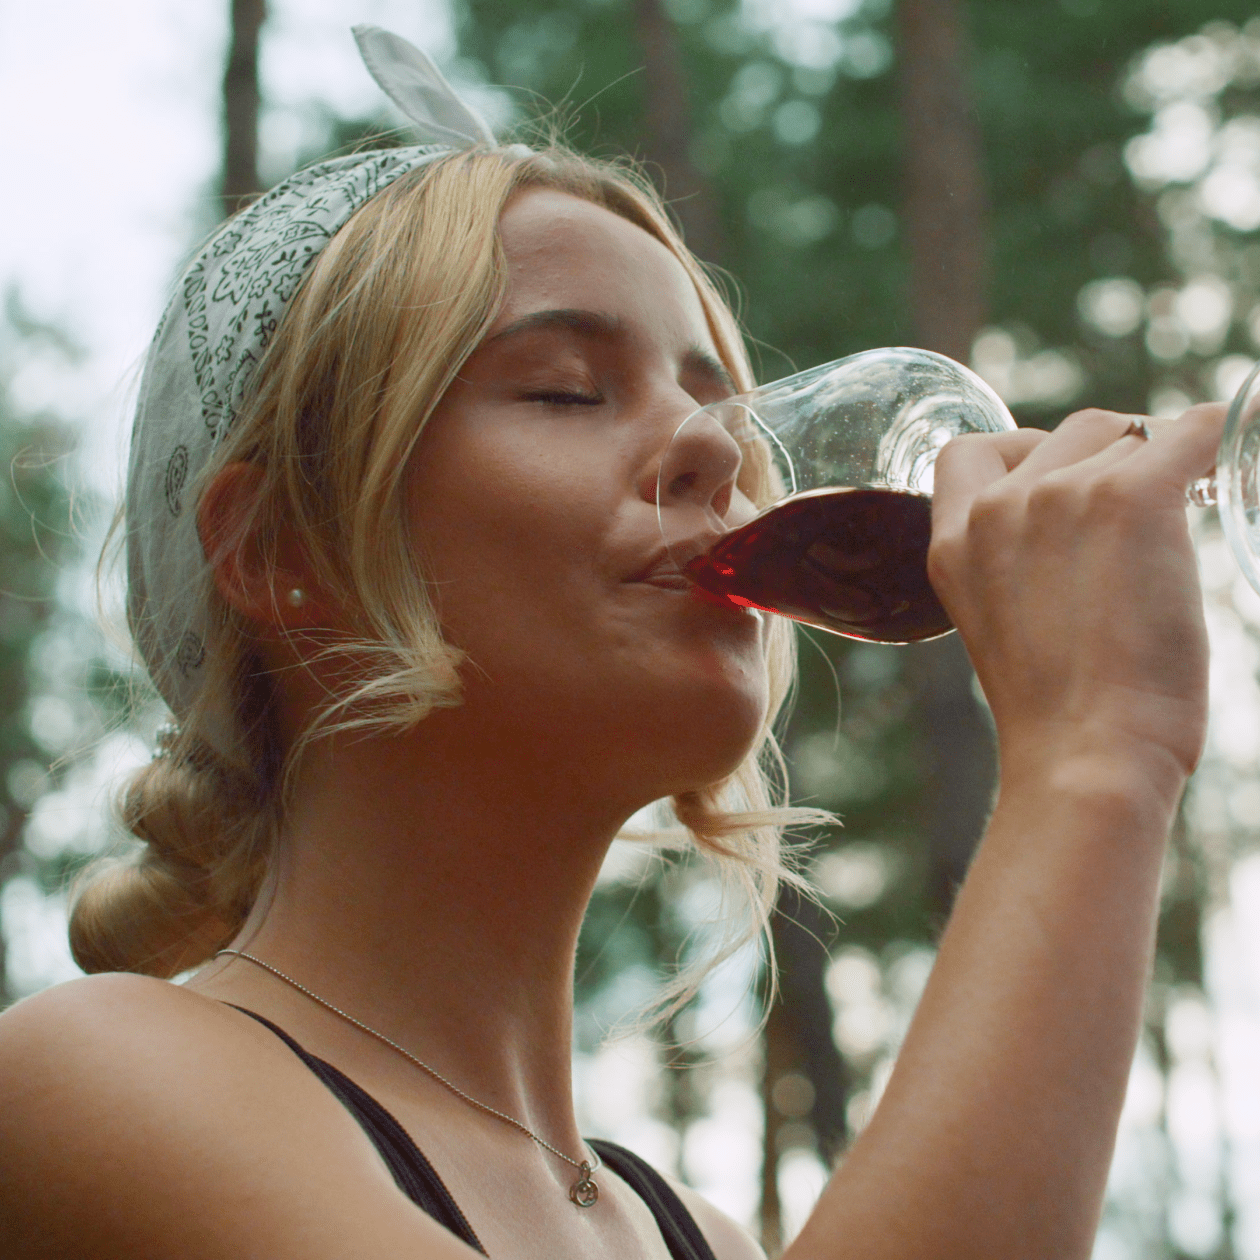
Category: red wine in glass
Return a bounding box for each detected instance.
[684,486,952,644]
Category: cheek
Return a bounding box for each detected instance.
[409,468,776,788]
[407,442,608,641]
[405,415,776,775]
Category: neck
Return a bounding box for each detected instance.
[224,707,643,1147]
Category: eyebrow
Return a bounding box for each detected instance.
[485,307,739,397]
[486,307,624,346]
[683,347,739,398]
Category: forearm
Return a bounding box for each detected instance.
[787,745,1183,1260]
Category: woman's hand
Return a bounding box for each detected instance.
[789,403,1229,1260]
[929,403,1226,792]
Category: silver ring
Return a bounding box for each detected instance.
[1123,419,1152,441]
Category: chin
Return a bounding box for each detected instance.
[642,675,771,796]
[449,609,774,791]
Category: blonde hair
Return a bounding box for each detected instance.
[71,144,825,994]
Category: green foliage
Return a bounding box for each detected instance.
[0,295,87,1000]
[462,0,911,371]
[456,0,1258,416]
[0,301,80,816]
[575,865,668,1029]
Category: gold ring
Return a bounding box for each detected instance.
[1124,419,1152,441]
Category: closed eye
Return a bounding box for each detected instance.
[523,390,604,407]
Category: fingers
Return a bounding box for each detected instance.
[1132,402,1226,487]
[931,429,1044,540]
[1029,402,1226,497]
[933,408,1142,520]
[932,401,1227,551]
[1001,409,1147,486]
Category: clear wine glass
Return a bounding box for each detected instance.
[657,347,1260,645]
[655,347,1014,644]
[1217,360,1260,595]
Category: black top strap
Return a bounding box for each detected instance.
[230,1006,487,1254]
[588,1139,720,1260]
[229,1006,719,1260]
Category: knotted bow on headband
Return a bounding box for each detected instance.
[126,27,498,758]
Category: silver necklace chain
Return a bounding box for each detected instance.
[214,949,601,1207]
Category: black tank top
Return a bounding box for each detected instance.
[233,1007,720,1260]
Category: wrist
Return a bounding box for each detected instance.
[996,720,1189,830]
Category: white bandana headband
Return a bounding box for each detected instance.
[126,27,496,757]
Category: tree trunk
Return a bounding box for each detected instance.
[221,0,267,219]
[759,998,788,1256]
[631,0,723,263]
[896,0,996,914]
[760,884,850,1254]
[896,0,988,362]
[904,636,997,913]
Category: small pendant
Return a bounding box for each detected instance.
[569,1161,599,1208]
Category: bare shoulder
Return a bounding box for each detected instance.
[0,973,474,1259]
[0,970,222,1101]
[665,1176,767,1260]
[0,970,262,1120]
[0,968,211,1042]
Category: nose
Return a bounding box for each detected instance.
[650,403,745,520]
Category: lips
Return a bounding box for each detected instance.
[627,543,762,625]
[628,549,693,591]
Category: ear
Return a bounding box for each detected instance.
[196,462,321,629]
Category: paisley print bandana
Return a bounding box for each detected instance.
[125,27,496,757]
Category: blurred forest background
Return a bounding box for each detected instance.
[5,1,1260,1257]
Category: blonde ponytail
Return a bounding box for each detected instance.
[71,694,275,977]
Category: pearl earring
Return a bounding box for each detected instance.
[285,588,307,608]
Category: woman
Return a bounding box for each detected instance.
[0,28,1225,1260]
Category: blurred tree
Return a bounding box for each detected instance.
[894,0,996,941]
[632,0,724,261]
[759,883,848,1250]
[4,0,271,1005]
[0,295,84,1005]
[898,0,987,362]
[758,0,1004,1209]
[222,0,268,217]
